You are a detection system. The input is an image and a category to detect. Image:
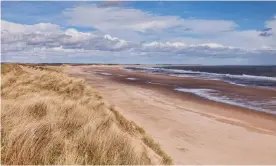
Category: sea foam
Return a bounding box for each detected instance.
[175,88,276,114]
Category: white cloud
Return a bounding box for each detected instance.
[1,20,61,34]
[265,19,276,33]
[63,4,238,35]
[0,20,245,54]
[1,19,276,65]
[61,4,276,51]
[1,20,134,53]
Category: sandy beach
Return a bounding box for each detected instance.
[68,65,276,164]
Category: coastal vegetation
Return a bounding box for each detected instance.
[1,64,172,165]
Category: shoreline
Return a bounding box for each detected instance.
[88,65,276,115]
[68,65,276,164]
[70,65,276,130]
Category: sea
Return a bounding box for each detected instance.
[124,65,276,114]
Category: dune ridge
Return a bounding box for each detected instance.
[1,64,172,165]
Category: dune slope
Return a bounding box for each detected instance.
[1,64,172,165]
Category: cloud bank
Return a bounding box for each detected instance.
[1,4,276,64]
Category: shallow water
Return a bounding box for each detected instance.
[124,66,276,114]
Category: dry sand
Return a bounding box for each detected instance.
[67,65,276,164]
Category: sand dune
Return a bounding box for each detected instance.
[1,64,171,165]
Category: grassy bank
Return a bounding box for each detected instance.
[1,64,172,165]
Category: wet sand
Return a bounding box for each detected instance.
[67,65,276,164]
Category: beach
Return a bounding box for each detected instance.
[67,65,276,164]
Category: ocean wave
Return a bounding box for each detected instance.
[226,74,276,81]
[124,66,276,88]
[175,88,275,114]
[162,68,276,81]
[98,72,113,76]
[126,77,139,80]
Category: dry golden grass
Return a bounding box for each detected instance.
[1,64,172,165]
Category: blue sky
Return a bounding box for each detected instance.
[1,1,276,64]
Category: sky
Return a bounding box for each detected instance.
[1,1,276,65]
